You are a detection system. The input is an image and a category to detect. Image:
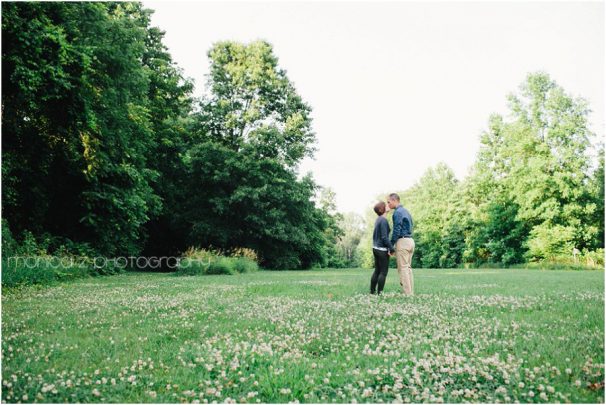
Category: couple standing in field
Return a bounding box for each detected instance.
[370,193,415,295]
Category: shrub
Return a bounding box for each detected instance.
[176,247,218,276]
[183,247,221,262]
[525,224,575,261]
[229,247,259,263]
[2,256,93,288]
[232,257,259,273]
[206,257,236,275]
[1,225,122,288]
[1,219,17,257]
[176,257,211,276]
[582,249,604,267]
[176,247,260,276]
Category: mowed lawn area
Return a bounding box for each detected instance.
[1,268,604,403]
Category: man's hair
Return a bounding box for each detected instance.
[374,201,386,216]
[388,193,400,202]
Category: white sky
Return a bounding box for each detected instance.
[143,1,604,215]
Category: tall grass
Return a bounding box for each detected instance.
[175,247,259,276]
[1,222,124,288]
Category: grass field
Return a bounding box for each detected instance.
[1,268,604,403]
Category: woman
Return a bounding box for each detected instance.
[371,201,394,295]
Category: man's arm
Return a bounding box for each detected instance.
[391,209,402,246]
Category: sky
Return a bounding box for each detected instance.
[143,1,604,215]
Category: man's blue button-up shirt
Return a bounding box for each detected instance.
[391,204,413,246]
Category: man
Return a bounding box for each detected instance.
[388,193,415,295]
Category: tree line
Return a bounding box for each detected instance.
[2,2,341,269]
[2,3,603,271]
[356,73,604,269]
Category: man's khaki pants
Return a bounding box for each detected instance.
[395,237,415,295]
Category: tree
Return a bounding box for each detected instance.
[186,40,328,269]
[469,72,599,262]
[587,145,605,250]
[336,213,365,267]
[317,187,345,268]
[194,40,315,166]
[401,163,463,268]
[140,21,195,257]
[2,2,169,256]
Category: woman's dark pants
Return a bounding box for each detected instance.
[371,248,389,294]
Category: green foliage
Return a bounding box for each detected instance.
[206,257,237,275]
[466,198,529,265]
[334,213,365,268]
[316,187,347,268]
[1,219,17,257]
[232,257,259,273]
[2,257,92,288]
[359,73,603,269]
[525,223,576,261]
[183,141,328,269]
[175,248,259,276]
[2,2,601,273]
[184,40,331,270]
[1,222,122,288]
[1,2,177,256]
[197,40,315,165]
[175,257,209,276]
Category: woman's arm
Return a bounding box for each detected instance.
[381,219,394,252]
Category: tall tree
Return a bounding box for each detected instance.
[194,40,315,165]
[336,213,365,267]
[1,2,190,256]
[186,40,328,269]
[140,21,194,256]
[474,72,598,260]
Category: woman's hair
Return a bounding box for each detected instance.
[374,201,386,216]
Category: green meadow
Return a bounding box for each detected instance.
[1,268,604,403]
